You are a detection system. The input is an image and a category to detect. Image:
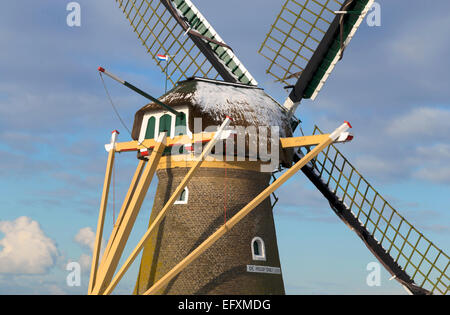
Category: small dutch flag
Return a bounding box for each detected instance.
[156,54,169,62]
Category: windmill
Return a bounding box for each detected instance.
[88,0,449,295]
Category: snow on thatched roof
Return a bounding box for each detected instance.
[132,78,291,139]
[162,78,288,128]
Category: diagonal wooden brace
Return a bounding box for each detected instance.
[90,132,167,295]
[142,122,351,295]
[98,159,146,273]
[100,117,233,295]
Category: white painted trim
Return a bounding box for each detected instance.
[138,106,192,143]
[329,122,351,141]
[104,130,120,152]
[282,96,300,114]
[174,186,189,205]
[251,236,266,261]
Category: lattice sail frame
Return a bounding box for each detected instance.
[116,0,257,88]
[308,126,449,295]
[260,0,343,83]
[259,0,373,101]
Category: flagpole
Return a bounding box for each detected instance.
[164,61,168,93]
[156,54,173,94]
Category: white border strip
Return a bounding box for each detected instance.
[310,0,375,100]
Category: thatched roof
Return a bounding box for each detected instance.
[131,77,291,140]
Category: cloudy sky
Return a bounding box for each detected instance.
[0,0,449,295]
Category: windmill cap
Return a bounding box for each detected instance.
[98,66,105,72]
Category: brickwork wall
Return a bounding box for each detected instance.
[134,167,285,295]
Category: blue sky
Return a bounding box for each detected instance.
[0,0,449,295]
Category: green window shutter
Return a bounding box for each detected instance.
[175,112,187,136]
[145,116,156,139]
[159,114,172,137]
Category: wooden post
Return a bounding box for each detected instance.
[90,133,167,295]
[88,145,115,294]
[142,122,351,295]
[100,117,233,295]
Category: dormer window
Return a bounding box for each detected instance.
[251,237,266,261]
[139,107,192,145]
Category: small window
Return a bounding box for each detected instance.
[251,237,266,261]
[159,114,172,137]
[174,187,189,205]
[145,116,156,139]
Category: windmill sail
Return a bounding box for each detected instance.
[295,126,449,295]
[116,0,257,88]
[259,0,374,110]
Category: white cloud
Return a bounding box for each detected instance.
[406,144,450,184]
[46,284,67,295]
[0,217,59,274]
[78,253,92,272]
[337,107,450,185]
[413,166,450,184]
[0,274,69,295]
[352,154,407,182]
[386,107,450,139]
[389,13,450,66]
[74,227,96,252]
[415,143,450,161]
[73,227,105,272]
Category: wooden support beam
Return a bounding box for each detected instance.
[101,117,232,295]
[280,134,330,148]
[90,133,167,295]
[115,132,349,153]
[99,159,146,268]
[280,133,353,148]
[115,132,216,153]
[142,122,351,295]
[88,147,115,294]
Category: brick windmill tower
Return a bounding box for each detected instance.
[88,0,449,295]
[131,78,291,295]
